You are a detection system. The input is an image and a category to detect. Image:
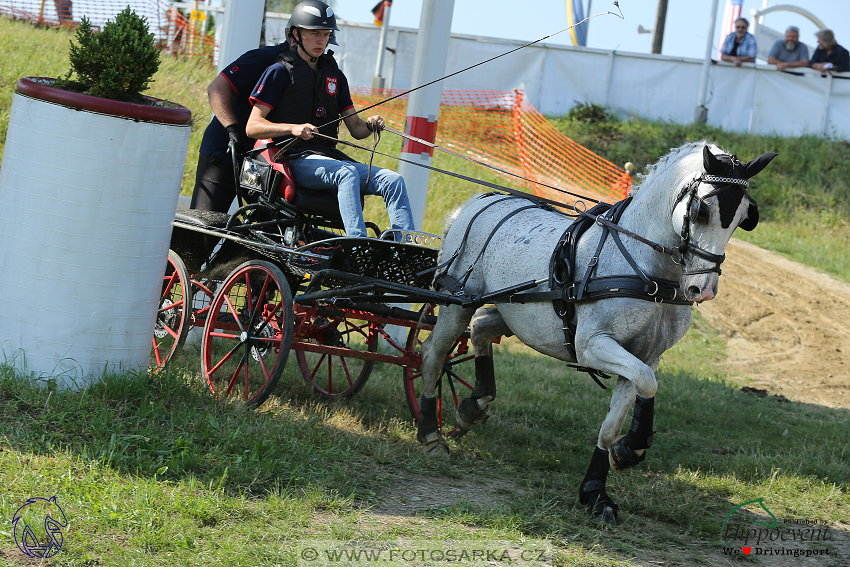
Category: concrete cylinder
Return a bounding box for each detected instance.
[0,78,192,388]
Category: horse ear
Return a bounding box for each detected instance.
[739,203,759,231]
[741,152,778,179]
[703,145,724,173]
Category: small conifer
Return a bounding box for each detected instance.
[60,6,160,102]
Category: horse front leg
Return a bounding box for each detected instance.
[455,307,511,435]
[417,304,476,456]
[575,333,659,525]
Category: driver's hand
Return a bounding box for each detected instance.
[366,115,385,132]
[293,124,318,140]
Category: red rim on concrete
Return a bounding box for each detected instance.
[16,77,192,124]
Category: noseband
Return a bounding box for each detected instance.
[675,172,755,276]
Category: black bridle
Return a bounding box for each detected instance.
[674,170,756,277]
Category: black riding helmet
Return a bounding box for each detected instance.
[287,0,340,59]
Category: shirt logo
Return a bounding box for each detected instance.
[326,77,337,96]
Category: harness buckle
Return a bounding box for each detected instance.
[647,281,660,296]
[588,256,599,268]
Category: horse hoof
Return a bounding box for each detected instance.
[457,396,491,431]
[419,430,450,457]
[609,435,646,472]
[579,481,619,526]
[594,505,618,526]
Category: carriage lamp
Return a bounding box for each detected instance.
[239,159,264,192]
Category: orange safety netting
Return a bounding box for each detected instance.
[1,2,628,204]
[350,87,630,205]
[0,0,217,64]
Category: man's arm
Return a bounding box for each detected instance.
[245,104,316,140]
[208,74,239,128]
[342,109,381,140]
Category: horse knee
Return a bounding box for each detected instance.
[632,369,657,399]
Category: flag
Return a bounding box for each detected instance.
[371,0,391,26]
[566,0,587,47]
[719,0,743,58]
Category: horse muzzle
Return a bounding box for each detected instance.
[683,273,718,302]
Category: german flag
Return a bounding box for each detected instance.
[371,0,392,26]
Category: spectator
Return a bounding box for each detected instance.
[720,18,757,67]
[246,0,415,239]
[189,39,299,212]
[767,26,809,70]
[809,29,850,73]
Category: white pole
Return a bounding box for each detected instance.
[372,1,392,88]
[396,0,455,231]
[217,0,265,73]
[695,0,720,124]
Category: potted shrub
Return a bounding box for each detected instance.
[0,8,192,388]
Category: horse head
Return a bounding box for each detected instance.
[673,144,777,302]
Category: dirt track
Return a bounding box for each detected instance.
[699,239,850,410]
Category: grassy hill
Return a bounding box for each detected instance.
[1,16,848,281]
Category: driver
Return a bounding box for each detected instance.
[246,0,415,239]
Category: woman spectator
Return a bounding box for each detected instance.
[809,29,850,73]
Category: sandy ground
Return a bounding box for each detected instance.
[698,239,850,411]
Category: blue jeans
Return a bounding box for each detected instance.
[290,155,415,238]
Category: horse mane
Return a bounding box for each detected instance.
[633,140,724,202]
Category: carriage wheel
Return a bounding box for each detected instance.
[295,307,377,399]
[152,250,191,369]
[402,304,475,437]
[201,260,294,408]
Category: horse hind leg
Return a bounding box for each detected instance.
[417,304,476,456]
[455,307,511,436]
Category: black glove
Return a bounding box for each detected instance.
[225,124,247,155]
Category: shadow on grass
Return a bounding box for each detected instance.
[1,325,847,562]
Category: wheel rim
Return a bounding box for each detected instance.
[202,262,292,406]
[152,251,190,369]
[295,307,377,398]
[403,304,474,436]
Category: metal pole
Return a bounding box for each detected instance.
[585,0,592,43]
[372,1,392,89]
[651,0,668,54]
[695,0,721,124]
[396,0,455,231]
[217,0,265,73]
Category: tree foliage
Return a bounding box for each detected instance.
[62,7,160,102]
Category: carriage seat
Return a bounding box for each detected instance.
[251,140,362,222]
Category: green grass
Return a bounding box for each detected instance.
[1,17,848,566]
[1,311,848,566]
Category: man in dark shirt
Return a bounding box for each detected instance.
[809,29,850,73]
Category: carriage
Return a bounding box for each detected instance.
[152,139,525,433]
[153,136,778,525]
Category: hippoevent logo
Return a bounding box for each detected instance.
[720,498,831,558]
[11,496,68,559]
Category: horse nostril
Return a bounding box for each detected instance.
[688,285,701,298]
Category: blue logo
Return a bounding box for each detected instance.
[12,496,68,558]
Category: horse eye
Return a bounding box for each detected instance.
[688,199,710,223]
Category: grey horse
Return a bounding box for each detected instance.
[416,141,777,525]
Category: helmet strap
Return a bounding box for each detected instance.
[292,28,319,63]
